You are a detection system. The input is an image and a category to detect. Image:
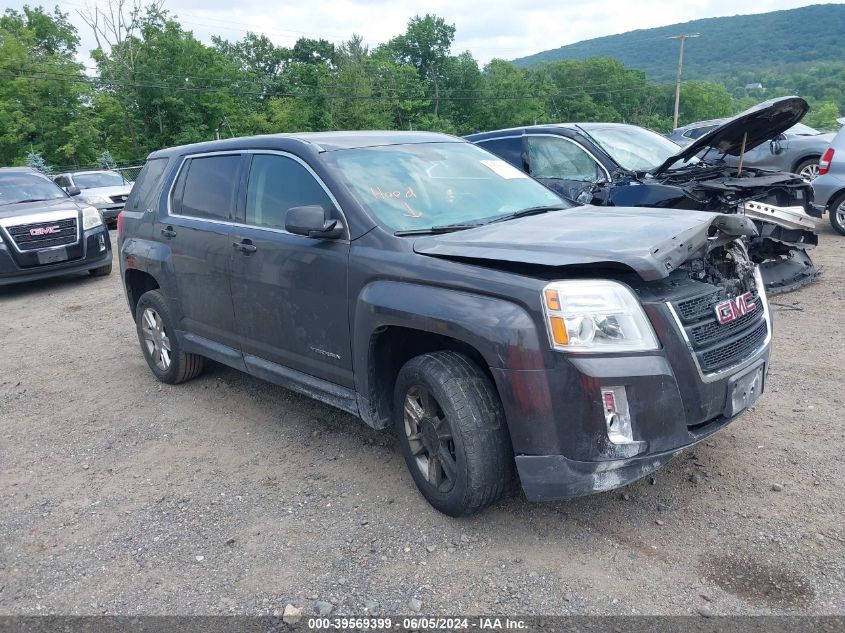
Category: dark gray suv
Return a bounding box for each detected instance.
[118,132,772,516]
[0,167,112,285]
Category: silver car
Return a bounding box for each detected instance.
[53,170,133,227]
[670,119,836,181]
[810,118,845,235]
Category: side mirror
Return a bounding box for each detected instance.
[285,205,343,239]
[67,186,82,196]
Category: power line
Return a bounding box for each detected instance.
[0,66,660,101]
[0,62,664,96]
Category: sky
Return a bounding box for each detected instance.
[7,0,826,66]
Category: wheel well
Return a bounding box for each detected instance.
[792,154,820,172]
[367,326,495,428]
[124,269,160,315]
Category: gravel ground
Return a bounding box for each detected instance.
[1,226,844,617]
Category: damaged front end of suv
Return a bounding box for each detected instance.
[466,96,820,294]
[637,96,819,294]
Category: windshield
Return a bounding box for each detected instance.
[0,172,68,206]
[73,171,127,189]
[584,125,693,172]
[323,142,567,232]
[787,123,821,136]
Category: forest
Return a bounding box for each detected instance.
[1,3,842,171]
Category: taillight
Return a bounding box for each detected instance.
[819,147,835,175]
[116,211,124,239]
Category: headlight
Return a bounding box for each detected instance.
[81,206,103,230]
[541,280,659,353]
[83,194,111,205]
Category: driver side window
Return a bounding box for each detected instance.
[245,154,334,230]
[526,136,602,182]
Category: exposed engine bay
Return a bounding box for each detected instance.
[680,234,758,299]
[596,160,819,294]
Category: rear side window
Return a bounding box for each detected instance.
[476,137,524,170]
[173,155,241,220]
[245,154,333,230]
[127,158,169,212]
[526,136,603,182]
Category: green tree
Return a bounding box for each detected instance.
[25,150,50,173]
[384,15,456,117]
[804,101,841,131]
[0,6,95,166]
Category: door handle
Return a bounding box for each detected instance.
[160,226,177,239]
[233,239,257,254]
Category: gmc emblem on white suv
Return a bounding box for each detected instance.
[715,292,757,325]
[29,225,61,236]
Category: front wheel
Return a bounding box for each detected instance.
[135,289,204,384]
[829,193,845,236]
[393,351,513,516]
[795,157,820,182]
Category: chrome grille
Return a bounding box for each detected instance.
[6,217,78,251]
[672,282,768,375]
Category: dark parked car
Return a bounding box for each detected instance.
[466,97,820,294]
[810,117,845,235]
[0,167,112,285]
[119,132,772,516]
[670,119,836,182]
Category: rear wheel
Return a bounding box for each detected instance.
[135,289,204,384]
[830,192,845,236]
[393,351,513,516]
[795,157,820,182]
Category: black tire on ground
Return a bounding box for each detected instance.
[88,262,112,277]
[794,157,820,182]
[135,289,204,384]
[829,192,845,236]
[393,351,513,517]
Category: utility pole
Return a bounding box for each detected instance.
[669,33,700,129]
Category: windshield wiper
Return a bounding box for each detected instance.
[483,204,569,225]
[0,198,50,206]
[394,224,481,236]
[393,205,569,236]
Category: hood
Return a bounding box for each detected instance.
[652,96,809,175]
[413,206,757,281]
[80,185,132,197]
[0,197,82,220]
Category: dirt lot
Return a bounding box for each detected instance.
[1,226,844,617]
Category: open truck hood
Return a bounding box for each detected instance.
[652,96,809,175]
[413,206,756,281]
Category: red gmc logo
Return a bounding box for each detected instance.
[29,225,60,236]
[715,292,757,325]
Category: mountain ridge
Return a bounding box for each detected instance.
[512,4,845,83]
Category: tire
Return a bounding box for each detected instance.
[794,157,820,182]
[88,262,112,277]
[393,351,513,516]
[830,192,845,236]
[135,289,204,384]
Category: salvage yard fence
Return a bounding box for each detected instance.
[45,162,146,184]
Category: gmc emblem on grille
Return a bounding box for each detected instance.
[29,225,61,236]
[715,292,757,325]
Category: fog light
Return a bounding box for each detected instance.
[601,386,635,445]
[98,234,106,252]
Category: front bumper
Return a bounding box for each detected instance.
[0,226,111,286]
[516,413,736,501]
[92,203,124,223]
[494,273,772,502]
